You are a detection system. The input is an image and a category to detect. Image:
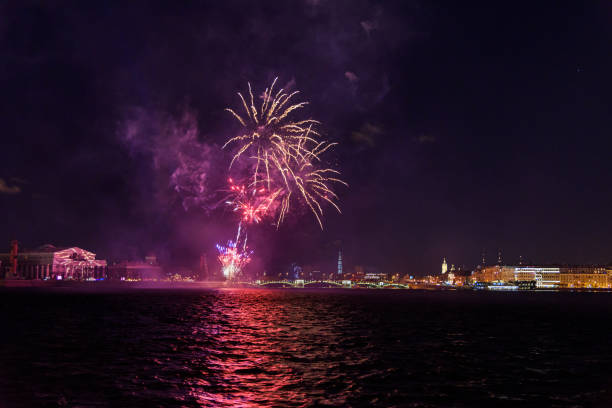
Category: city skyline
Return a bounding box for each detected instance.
[4,237,612,282]
[1,1,611,275]
[3,3,612,407]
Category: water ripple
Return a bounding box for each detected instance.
[1,289,612,407]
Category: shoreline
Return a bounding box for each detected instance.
[1,279,612,292]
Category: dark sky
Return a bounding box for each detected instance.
[1,1,611,276]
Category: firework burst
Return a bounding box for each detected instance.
[224,78,346,228]
[216,240,252,280]
[224,178,281,224]
[215,223,252,280]
[223,77,319,178]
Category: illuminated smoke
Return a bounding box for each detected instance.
[119,107,219,212]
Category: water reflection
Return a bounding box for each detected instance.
[182,290,359,406]
[2,289,612,407]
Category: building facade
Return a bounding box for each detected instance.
[514,267,561,288]
[559,266,610,288]
[0,245,107,280]
[472,264,612,289]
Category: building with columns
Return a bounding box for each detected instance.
[0,244,107,280]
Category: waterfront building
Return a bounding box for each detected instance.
[454,268,473,286]
[0,244,107,280]
[499,266,517,282]
[474,265,516,282]
[363,272,388,282]
[441,267,471,286]
[559,266,609,288]
[473,265,500,282]
[471,264,612,289]
[514,267,560,288]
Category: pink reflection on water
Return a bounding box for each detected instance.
[184,289,348,407]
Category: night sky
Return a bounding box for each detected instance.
[1,1,611,276]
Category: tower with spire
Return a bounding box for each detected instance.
[337,249,342,277]
[442,258,448,274]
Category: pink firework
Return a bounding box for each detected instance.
[225,178,281,224]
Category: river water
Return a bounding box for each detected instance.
[1,288,612,407]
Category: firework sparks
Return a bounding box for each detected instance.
[224,78,347,228]
[224,178,281,224]
[215,79,346,281]
[215,240,252,280]
[216,223,252,280]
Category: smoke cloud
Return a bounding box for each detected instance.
[119,107,226,213]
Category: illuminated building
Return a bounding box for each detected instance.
[454,268,473,286]
[514,267,560,288]
[499,266,517,282]
[441,258,447,274]
[337,250,342,277]
[473,265,498,282]
[473,265,516,283]
[559,266,609,288]
[363,272,388,282]
[471,263,612,289]
[446,273,455,284]
[0,244,107,280]
[441,266,472,286]
[446,269,455,284]
[360,265,386,282]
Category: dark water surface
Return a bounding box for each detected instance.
[1,288,612,407]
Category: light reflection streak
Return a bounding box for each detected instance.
[182,290,355,406]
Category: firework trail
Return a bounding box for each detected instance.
[216,222,252,280]
[215,177,277,280]
[224,78,347,228]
